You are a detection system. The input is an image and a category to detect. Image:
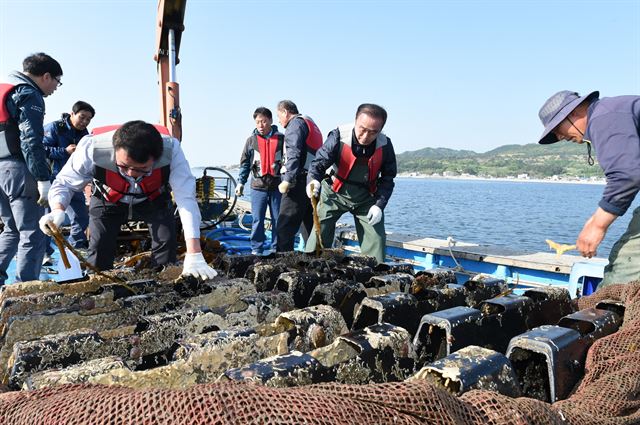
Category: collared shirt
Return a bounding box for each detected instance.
[49,136,202,239]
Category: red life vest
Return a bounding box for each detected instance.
[252,132,284,177]
[283,115,323,171]
[0,83,22,158]
[301,116,323,154]
[331,123,386,194]
[91,124,173,203]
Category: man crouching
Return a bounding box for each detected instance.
[39,120,217,279]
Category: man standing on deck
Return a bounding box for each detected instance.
[236,107,284,255]
[38,120,217,280]
[275,100,323,251]
[305,104,396,264]
[537,90,640,288]
[0,53,62,285]
[42,100,96,264]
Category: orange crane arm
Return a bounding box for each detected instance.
[154,0,187,141]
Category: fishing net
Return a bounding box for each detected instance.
[0,282,638,424]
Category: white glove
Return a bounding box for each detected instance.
[235,183,244,197]
[37,181,51,207]
[306,179,321,199]
[278,180,291,194]
[39,209,66,235]
[181,252,218,280]
[367,205,383,226]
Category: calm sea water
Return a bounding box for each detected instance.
[372,177,638,257]
[220,166,637,259]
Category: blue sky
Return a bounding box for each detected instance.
[1,0,638,167]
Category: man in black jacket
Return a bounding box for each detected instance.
[305,104,396,263]
[275,100,323,252]
[236,107,284,255]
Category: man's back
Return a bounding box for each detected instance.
[3,71,50,181]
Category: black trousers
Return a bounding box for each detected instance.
[276,174,313,252]
[87,196,176,271]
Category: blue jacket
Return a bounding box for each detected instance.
[3,72,50,181]
[43,113,89,178]
[585,95,640,216]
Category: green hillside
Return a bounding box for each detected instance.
[396,142,603,178]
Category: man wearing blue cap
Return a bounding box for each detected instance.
[537,90,640,288]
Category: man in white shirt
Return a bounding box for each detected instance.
[39,120,216,280]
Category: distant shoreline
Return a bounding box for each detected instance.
[194,166,606,186]
[397,173,606,185]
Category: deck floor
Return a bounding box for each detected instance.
[337,228,607,274]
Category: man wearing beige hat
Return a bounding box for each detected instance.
[537,90,640,288]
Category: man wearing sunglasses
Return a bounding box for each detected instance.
[0,52,62,285]
[39,120,217,280]
[537,90,640,289]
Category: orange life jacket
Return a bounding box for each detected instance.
[91,124,173,203]
[283,115,323,171]
[301,116,323,154]
[331,123,387,194]
[252,132,284,177]
[0,83,21,158]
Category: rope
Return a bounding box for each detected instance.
[446,236,463,271]
[310,183,324,255]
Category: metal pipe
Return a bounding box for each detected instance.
[168,29,177,82]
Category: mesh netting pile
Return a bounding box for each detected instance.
[0,282,639,425]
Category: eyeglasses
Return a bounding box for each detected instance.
[54,76,63,87]
[115,162,153,174]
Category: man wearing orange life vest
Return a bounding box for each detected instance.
[236,107,284,255]
[38,120,217,280]
[0,53,62,285]
[305,104,396,263]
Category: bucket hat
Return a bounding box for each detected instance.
[538,90,599,144]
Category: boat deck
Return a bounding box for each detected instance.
[336,227,607,296]
[336,230,606,274]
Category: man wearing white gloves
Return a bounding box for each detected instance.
[0,53,62,285]
[39,120,217,280]
[274,100,323,252]
[305,104,396,263]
